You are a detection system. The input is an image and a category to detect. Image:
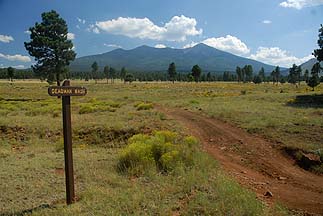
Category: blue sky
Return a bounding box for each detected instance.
[0,0,322,69]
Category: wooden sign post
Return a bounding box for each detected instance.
[48,80,87,205]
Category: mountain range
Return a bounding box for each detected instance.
[300,58,321,72]
[70,44,284,73]
[279,58,321,75]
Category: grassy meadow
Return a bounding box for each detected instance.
[1,79,322,215]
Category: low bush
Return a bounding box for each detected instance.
[189,99,199,104]
[107,101,122,108]
[79,101,118,114]
[134,102,154,111]
[79,104,96,114]
[117,130,198,176]
[158,112,166,120]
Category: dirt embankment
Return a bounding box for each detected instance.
[157,106,323,215]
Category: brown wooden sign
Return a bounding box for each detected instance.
[48,80,87,205]
[48,86,87,97]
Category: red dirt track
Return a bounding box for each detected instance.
[158,106,323,215]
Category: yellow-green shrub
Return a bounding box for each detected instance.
[79,104,96,114]
[79,101,118,114]
[154,130,178,143]
[134,102,154,110]
[117,131,198,175]
[127,133,150,144]
[184,136,199,147]
[118,141,155,176]
[107,101,122,108]
[160,150,180,171]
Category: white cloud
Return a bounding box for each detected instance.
[67,33,75,40]
[24,30,31,34]
[262,20,272,24]
[0,34,14,43]
[183,35,250,56]
[0,53,31,62]
[155,44,167,48]
[279,0,323,9]
[87,24,100,34]
[249,47,313,67]
[12,65,25,69]
[203,36,250,55]
[103,43,122,48]
[77,17,86,24]
[183,42,198,49]
[95,15,202,42]
[92,27,100,34]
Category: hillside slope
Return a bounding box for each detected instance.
[70,44,279,73]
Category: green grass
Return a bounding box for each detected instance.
[130,81,323,153]
[2,79,320,215]
[1,141,268,215]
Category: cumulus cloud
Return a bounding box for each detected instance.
[0,34,14,43]
[249,47,313,67]
[262,20,272,24]
[0,53,31,62]
[279,0,323,9]
[183,35,250,56]
[183,42,198,49]
[202,36,250,55]
[67,33,75,40]
[24,30,31,34]
[87,24,100,34]
[154,44,167,48]
[95,15,202,42]
[103,43,122,48]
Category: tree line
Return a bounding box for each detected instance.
[1,62,322,86]
[0,67,34,80]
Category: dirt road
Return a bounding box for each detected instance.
[157,106,323,215]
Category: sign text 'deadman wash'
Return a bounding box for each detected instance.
[48,86,87,97]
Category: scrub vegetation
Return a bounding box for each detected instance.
[1,80,322,215]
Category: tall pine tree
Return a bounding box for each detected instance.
[104,66,109,84]
[236,66,242,82]
[313,24,323,62]
[308,63,320,91]
[24,10,76,85]
[91,61,98,84]
[288,64,298,86]
[168,62,176,83]
[191,65,202,82]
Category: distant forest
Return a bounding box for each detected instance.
[0,64,321,84]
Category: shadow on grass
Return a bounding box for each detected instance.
[0,204,54,216]
[286,94,323,108]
